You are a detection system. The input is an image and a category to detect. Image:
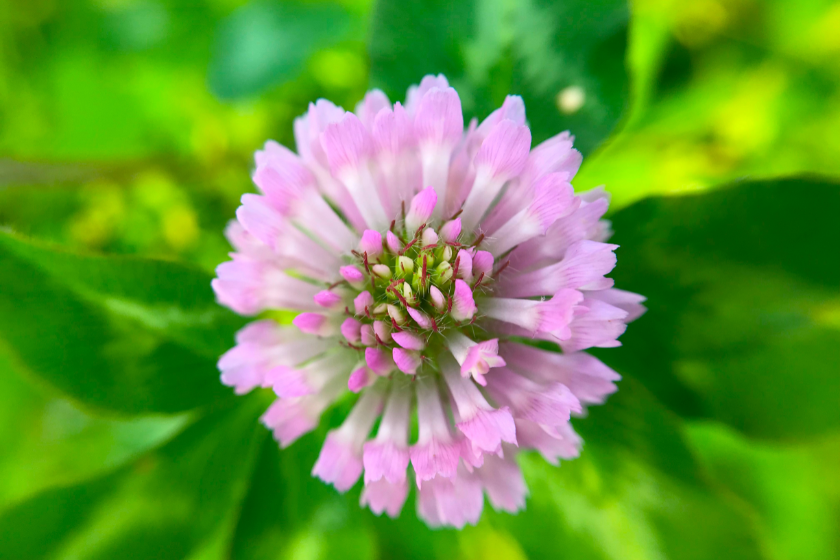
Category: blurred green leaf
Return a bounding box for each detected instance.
[0,398,264,560]
[687,421,840,560]
[603,177,840,439]
[209,1,356,99]
[0,230,245,414]
[368,0,629,153]
[368,0,475,99]
[506,0,630,154]
[230,436,377,560]
[0,348,187,506]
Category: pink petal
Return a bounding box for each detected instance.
[393,348,421,374]
[365,347,395,376]
[354,291,374,316]
[407,307,432,329]
[348,365,373,393]
[440,218,462,242]
[340,317,362,344]
[312,432,363,492]
[474,119,531,177]
[456,407,517,452]
[359,229,383,259]
[361,477,409,518]
[451,279,476,322]
[340,265,365,284]
[414,87,464,147]
[292,313,327,336]
[391,331,426,351]
[320,112,371,173]
[405,187,438,232]
[363,440,410,484]
[314,290,342,308]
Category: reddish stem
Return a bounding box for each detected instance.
[493,260,510,278]
[400,238,417,254]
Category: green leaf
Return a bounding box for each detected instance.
[368,0,630,153]
[0,398,265,560]
[604,177,840,439]
[0,349,187,507]
[0,230,245,414]
[687,421,840,560]
[209,1,356,99]
[230,434,377,560]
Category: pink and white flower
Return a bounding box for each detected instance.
[214,74,645,528]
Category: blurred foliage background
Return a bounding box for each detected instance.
[0,0,839,559]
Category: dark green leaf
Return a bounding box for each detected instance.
[0,230,244,414]
[368,0,475,98]
[0,349,186,506]
[368,0,629,153]
[0,398,265,560]
[230,435,377,560]
[209,1,356,99]
[604,177,840,439]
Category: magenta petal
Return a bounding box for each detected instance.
[393,348,421,374]
[314,290,342,308]
[386,230,403,253]
[439,218,462,242]
[359,229,384,258]
[340,265,365,284]
[405,187,438,232]
[451,279,476,322]
[365,347,395,376]
[391,331,426,351]
[340,317,362,344]
[292,313,326,335]
[407,307,432,329]
[354,291,374,316]
[348,366,372,393]
[472,250,494,276]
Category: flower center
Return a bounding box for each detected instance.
[341,214,493,356]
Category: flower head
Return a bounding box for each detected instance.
[214,75,645,528]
